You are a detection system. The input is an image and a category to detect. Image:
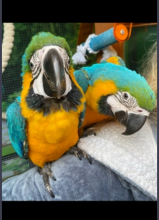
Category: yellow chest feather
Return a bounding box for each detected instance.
[25,108,79,168]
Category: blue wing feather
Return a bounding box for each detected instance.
[74,69,89,93]
[6,97,28,158]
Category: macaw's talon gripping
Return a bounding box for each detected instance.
[68,146,82,160]
[38,162,56,198]
[82,127,97,138]
[68,146,92,164]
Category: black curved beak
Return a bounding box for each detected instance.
[43,48,66,99]
[115,111,147,135]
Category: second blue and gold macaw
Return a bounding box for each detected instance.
[74,56,156,136]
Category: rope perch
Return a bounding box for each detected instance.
[2,23,15,119]
[2,23,15,73]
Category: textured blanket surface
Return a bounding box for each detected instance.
[78,119,157,200]
[2,152,153,201]
[2,154,138,201]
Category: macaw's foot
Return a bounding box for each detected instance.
[38,162,56,198]
[68,145,92,164]
[82,127,97,138]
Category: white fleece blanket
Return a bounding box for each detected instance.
[78,119,157,200]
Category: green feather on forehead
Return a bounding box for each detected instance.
[21,32,72,75]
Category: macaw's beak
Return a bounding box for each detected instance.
[115,111,147,135]
[107,95,150,135]
[43,48,66,99]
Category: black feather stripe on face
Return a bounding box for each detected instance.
[25,79,83,116]
[98,95,114,117]
[30,68,41,87]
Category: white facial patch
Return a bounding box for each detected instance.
[107,92,150,116]
[32,71,52,98]
[30,45,72,98]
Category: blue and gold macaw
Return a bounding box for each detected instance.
[6,32,86,197]
[74,56,156,136]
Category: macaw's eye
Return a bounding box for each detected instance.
[123,92,129,100]
[30,62,34,69]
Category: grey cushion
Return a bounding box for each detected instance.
[2,153,152,201]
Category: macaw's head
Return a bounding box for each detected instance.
[86,63,156,135]
[21,32,73,99]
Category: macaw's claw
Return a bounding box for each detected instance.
[68,146,92,165]
[38,162,56,198]
[82,127,97,138]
